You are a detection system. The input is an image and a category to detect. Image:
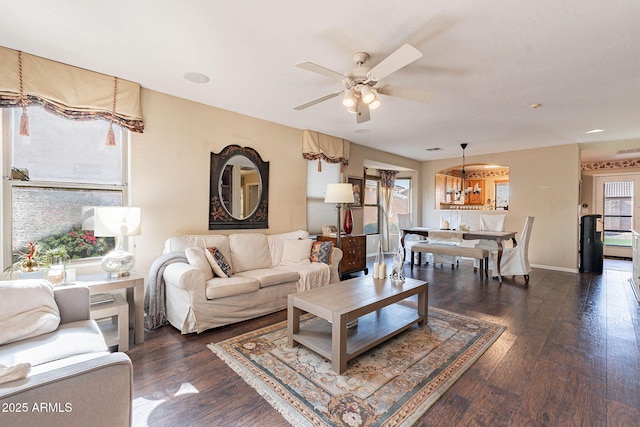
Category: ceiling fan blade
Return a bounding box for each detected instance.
[356,102,370,124]
[377,84,436,104]
[295,61,346,81]
[367,44,423,82]
[293,91,342,110]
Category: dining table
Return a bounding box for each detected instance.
[401,227,518,282]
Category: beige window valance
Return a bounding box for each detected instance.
[302,129,350,171]
[0,46,144,133]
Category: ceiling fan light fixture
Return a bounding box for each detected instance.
[360,85,376,104]
[346,104,357,114]
[342,89,356,107]
[369,97,381,110]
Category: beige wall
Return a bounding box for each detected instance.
[421,144,582,272]
[130,89,308,277]
[130,90,423,278]
[345,145,422,236]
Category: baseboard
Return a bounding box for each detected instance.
[530,264,578,274]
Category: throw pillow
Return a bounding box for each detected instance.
[280,239,313,265]
[310,241,333,264]
[0,280,61,345]
[185,247,214,280]
[205,247,233,278]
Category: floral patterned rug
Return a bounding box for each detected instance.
[209,304,505,427]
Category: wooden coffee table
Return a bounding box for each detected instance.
[287,276,428,374]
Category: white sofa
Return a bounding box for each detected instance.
[158,230,342,334]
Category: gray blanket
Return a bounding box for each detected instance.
[144,252,188,331]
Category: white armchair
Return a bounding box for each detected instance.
[490,216,535,282]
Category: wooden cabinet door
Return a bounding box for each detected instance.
[466,179,485,205]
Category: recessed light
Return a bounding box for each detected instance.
[586,129,604,134]
[355,129,370,134]
[530,103,542,109]
[183,72,210,84]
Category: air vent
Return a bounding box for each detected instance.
[425,147,443,151]
[616,148,640,155]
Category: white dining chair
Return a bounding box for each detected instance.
[490,216,535,282]
[398,213,422,264]
[473,214,506,271]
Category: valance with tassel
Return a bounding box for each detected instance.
[0,46,144,133]
[302,129,350,172]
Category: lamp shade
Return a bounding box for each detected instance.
[94,207,141,237]
[324,183,354,204]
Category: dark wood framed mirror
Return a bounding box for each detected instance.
[209,145,269,229]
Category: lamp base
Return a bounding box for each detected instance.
[101,248,135,279]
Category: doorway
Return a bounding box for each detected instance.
[594,174,640,258]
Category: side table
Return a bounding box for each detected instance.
[75,273,145,345]
[91,293,129,351]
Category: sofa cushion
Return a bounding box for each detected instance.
[185,247,214,280]
[268,230,310,266]
[280,239,313,266]
[229,233,272,273]
[165,234,230,256]
[0,320,108,367]
[205,247,233,278]
[235,268,300,288]
[310,241,333,264]
[205,277,261,300]
[0,280,61,345]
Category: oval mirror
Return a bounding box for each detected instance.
[218,154,262,219]
[210,145,269,229]
[435,164,509,210]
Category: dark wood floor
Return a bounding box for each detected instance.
[127,259,640,426]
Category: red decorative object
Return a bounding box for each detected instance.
[343,208,353,234]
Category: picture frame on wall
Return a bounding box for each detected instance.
[348,176,363,208]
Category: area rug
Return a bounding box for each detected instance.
[209,304,505,427]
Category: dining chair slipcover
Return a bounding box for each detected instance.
[398,214,421,264]
[490,216,535,281]
[473,214,506,269]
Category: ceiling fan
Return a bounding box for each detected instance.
[293,44,435,123]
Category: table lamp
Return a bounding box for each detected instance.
[94,207,141,278]
[324,183,354,248]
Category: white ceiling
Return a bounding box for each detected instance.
[1,0,639,162]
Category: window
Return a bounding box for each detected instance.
[363,177,380,234]
[306,160,341,235]
[388,178,411,234]
[2,105,127,268]
[603,181,633,247]
[495,181,509,209]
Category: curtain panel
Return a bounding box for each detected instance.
[380,169,397,251]
[302,129,350,171]
[0,46,144,133]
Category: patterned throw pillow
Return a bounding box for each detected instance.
[310,241,333,264]
[205,247,233,278]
